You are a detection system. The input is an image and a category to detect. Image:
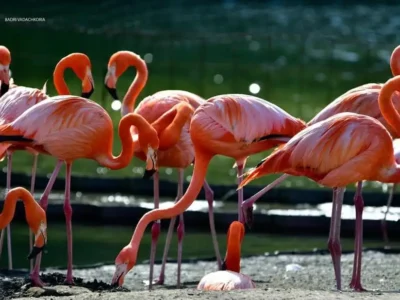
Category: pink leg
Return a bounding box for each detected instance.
[30,160,62,287]
[147,171,160,290]
[327,187,345,291]
[203,180,222,269]
[29,154,38,271]
[235,158,247,224]
[0,150,14,269]
[349,181,366,292]
[176,212,184,288]
[242,173,290,227]
[381,183,396,245]
[155,169,184,286]
[64,163,74,284]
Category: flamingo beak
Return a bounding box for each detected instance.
[111,263,127,287]
[104,67,119,100]
[28,223,47,260]
[143,147,158,179]
[81,68,94,99]
[0,64,10,95]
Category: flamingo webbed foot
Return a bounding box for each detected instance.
[349,281,367,292]
[30,273,46,287]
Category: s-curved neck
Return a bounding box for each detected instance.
[53,59,71,95]
[121,55,148,116]
[128,148,212,257]
[379,76,400,137]
[390,46,400,77]
[152,103,194,149]
[0,187,36,229]
[95,113,156,170]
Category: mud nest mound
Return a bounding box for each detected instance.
[0,271,130,299]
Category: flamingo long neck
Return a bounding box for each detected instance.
[121,56,148,116]
[53,59,70,95]
[128,149,212,256]
[95,114,154,170]
[152,104,193,149]
[224,229,242,273]
[378,76,400,137]
[0,188,35,229]
[390,46,400,77]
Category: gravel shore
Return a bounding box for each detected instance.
[5,251,400,299]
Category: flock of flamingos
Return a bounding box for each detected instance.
[0,43,400,293]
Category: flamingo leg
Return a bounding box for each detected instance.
[29,154,38,272]
[147,171,160,290]
[242,174,291,228]
[327,187,345,291]
[64,163,74,284]
[381,183,396,245]
[235,158,247,224]
[349,181,366,292]
[155,169,184,286]
[203,179,222,269]
[0,150,14,269]
[30,160,62,287]
[176,169,185,288]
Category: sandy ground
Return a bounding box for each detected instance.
[5,251,400,299]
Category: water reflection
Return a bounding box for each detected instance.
[1,186,397,221]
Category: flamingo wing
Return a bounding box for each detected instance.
[193,94,306,144]
[0,86,48,125]
[309,89,400,138]
[4,95,110,160]
[197,270,256,291]
[240,112,394,188]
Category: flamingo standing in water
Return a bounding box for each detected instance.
[0,94,160,286]
[0,50,95,270]
[240,45,400,245]
[0,187,47,261]
[197,221,255,291]
[110,94,306,287]
[238,75,400,291]
[105,51,220,288]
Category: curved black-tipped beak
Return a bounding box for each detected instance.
[0,82,9,97]
[27,245,45,260]
[81,86,94,99]
[111,275,121,288]
[105,85,119,100]
[143,169,157,180]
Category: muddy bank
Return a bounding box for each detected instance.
[2,251,400,299]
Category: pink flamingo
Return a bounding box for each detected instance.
[0,50,94,271]
[110,94,306,287]
[197,221,255,291]
[104,51,220,288]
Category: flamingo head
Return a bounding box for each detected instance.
[0,46,11,92]
[25,203,47,260]
[111,245,136,287]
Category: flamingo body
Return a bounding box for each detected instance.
[240,112,394,188]
[1,96,115,161]
[309,89,400,138]
[197,270,256,291]
[132,91,202,168]
[191,94,306,159]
